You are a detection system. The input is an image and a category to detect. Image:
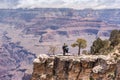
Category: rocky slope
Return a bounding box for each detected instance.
[0,8,120,38]
[0,25,36,80]
[31,52,120,80]
[0,8,120,52]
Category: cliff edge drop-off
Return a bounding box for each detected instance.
[31,49,120,80]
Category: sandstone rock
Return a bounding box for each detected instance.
[92,65,103,73]
[33,54,49,63]
[31,53,120,80]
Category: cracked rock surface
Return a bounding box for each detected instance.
[31,53,120,80]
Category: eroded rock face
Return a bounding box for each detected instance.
[31,54,120,80]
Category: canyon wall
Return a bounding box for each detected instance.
[31,53,120,80]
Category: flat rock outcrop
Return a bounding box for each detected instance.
[31,53,120,80]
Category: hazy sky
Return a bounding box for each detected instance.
[1,0,120,9]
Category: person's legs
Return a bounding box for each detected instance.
[63,50,65,56]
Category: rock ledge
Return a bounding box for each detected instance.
[31,54,120,80]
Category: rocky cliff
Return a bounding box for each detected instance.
[31,52,120,80]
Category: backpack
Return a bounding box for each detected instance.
[65,47,69,53]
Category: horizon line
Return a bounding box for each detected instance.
[0,7,120,10]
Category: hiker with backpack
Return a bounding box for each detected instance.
[62,43,69,56]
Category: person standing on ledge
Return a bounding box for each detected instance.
[62,43,69,56]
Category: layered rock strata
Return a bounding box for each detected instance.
[31,53,120,80]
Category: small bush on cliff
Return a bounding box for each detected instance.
[48,45,58,55]
[82,50,88,55]
[71,38,87,55]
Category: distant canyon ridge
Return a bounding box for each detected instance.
[0,8,120,54]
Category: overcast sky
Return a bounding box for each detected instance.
[0,0,120,9]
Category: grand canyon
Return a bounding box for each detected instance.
[0,8,120,80]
